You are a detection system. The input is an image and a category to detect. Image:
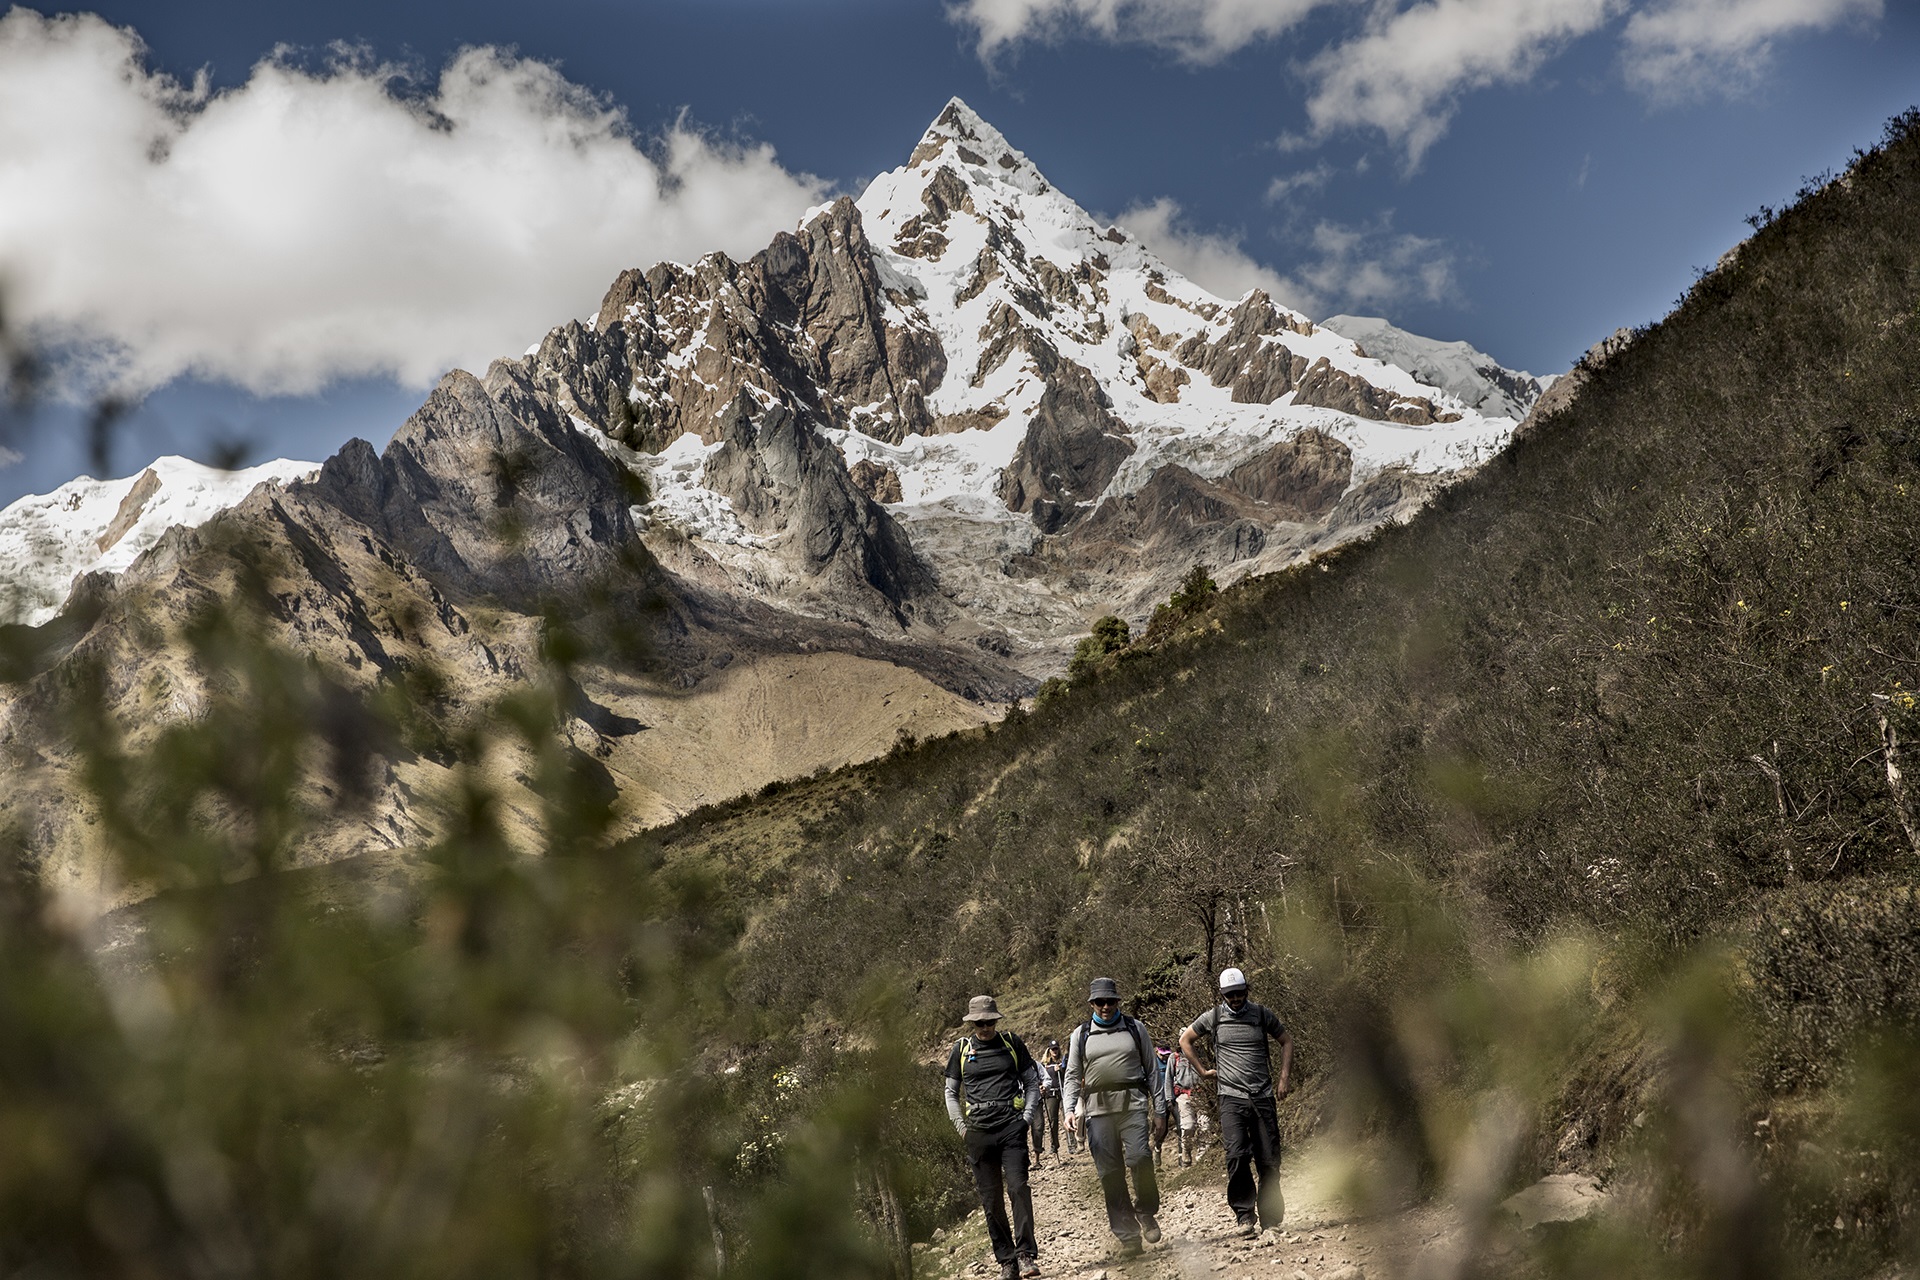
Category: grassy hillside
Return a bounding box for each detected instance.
[654,110,1920,1272]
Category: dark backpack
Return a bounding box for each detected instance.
[956,1032,1026,1115]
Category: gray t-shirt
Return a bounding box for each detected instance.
[1062,1016,1168,1119]
[1187,1000,1286,1100]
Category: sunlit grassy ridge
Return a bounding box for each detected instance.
[653,110,1920,1273]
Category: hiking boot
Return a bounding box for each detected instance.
[998,1262,1019,1280]
[1139,1214,1162,1244]
[1019,1257,1042,1278]
[1237,1218,1259,1238]
[1114,1237,1143,1259]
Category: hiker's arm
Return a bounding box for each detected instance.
[1180,1027,1215,1079]
[1275,1028,1293,1099]
[944,1077,966,1135]
[1021,1060,1044,1124]
[1060,1034,1082,1128]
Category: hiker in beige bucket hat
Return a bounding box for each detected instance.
[944,995,1045,1279]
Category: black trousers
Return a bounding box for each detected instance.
[1034,1094,1062,1155]
[1218,1095,1283,1227]
[966,1116,1037,1263]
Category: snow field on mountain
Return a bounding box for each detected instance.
[846,99,1516,518]
[0,455,317,627]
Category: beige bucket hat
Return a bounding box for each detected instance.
[962,995,1003,1023]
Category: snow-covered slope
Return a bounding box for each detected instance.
[2,100,1541,665]
[1321,314,1549,421]
[851,102,1515,521]
[0,455,317,626]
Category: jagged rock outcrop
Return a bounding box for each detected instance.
[1220,430,1353,517]
[304,369,642,607]
[1293,357,1455,425]
[997,362,1136,534]
[509,198,945,454]
[703,394,937,621]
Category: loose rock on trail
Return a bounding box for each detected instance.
[915,1140,1452,1280]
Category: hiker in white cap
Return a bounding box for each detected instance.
[1062,977,1168,1259]
[945,995,1046,1280]
[1179,967,1292,1236]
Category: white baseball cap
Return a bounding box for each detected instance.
[1219,967,1248,992]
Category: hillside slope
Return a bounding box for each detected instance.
[653,111,1920,1265]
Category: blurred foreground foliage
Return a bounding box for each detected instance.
[0,555,963,1278]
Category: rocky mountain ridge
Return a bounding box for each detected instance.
[492,98,1530,665]
[0,99,1550,897]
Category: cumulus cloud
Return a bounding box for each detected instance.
[0,444,21,470]
[1622,0,1882,98]
[0,9,828,397]
[1264,163,1334,204]
[1293,216,1459,310]
[950,0,1337,64]
[1300,0,1624,165]
[1117,197,1319,308]
[1116,197,1455,317]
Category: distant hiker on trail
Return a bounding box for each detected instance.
[1169,1044,1204,1166]
[1180,967,1292,1237]
[1055,1037,1082,1157]
[945,996,1046,1280]
[1151,1043,1174,1166]
[1063,978,1169,1258]
[1034,1039,1065,1163]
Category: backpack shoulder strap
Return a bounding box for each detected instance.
[1128,1016,1156,1086]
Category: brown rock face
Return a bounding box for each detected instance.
[1292,357,1450,424]
[308,368,647,608]
[1174,291,1310,405]
[1220,430,1353,519]
[95,467,163,553]
[997,361,1135,534]
[505,197,945,451]
[849,459,904,504]
[703,395,936,623]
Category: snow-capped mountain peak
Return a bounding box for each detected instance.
[2,100,1545,670]
[905,97,1051,200]
[0,455,318,626]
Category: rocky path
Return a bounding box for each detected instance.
[917,1139,1449,1280]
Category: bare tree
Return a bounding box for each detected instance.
[1127,798,1290,978]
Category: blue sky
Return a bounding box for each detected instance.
[0,0,1911,503]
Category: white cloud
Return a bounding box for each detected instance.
[1117,197,1320,309]
[1622,0,1881,99]
[1301,0,1624,165]
[0,444,21,470]
[950,0,1339,64]
[1293,215,1459,310]
[1116,198,1456,317]
[0,10,828,397]
[1264,163,1334,203]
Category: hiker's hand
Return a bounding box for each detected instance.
[1201,1067,1217,1080]
[1152,1115,1168,1142]
[1276,1079,1291,1099]
[1067,1115,1081,1136]
[954,1121,967,1137]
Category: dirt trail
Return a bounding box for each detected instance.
[919,1139,1458,1280]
